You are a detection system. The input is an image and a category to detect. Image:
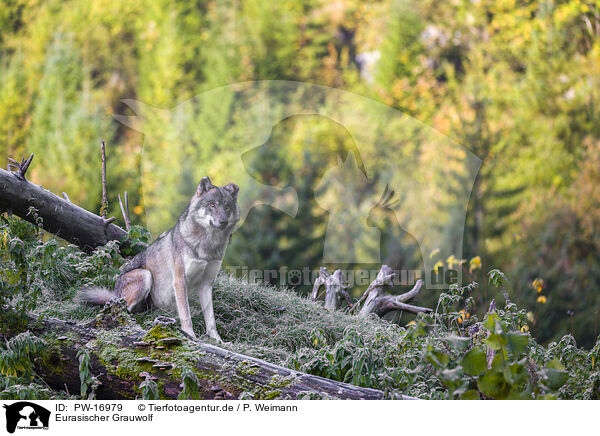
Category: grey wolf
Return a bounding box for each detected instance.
[78,177,239,342]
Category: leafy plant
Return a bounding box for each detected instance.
[0,331,46,381]
[119,225,151,258]
[178,369,202,400]
[139,377,159,400]
[77,348,100,399]
[427,308,567,399]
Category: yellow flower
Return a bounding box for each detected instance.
[526,311,535,322]
[133,205,144,215]
[537,295,547,304]
[469,256,482,272]
[520,325,529,332]
[433,261,444,273]
[406,321,417,327]
[429,248,440,259]
[457,309,470,324]
[532,278,544,293]
[446,255,458,270]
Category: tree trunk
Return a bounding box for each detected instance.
[2,301,415,400]
[0,166,126,252]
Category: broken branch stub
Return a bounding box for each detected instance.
[7,153,34,181]
[311,267,352,310]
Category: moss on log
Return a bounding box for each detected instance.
[3,300,394,400]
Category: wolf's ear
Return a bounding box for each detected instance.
[196,177,214,196]
[224,183,239,200]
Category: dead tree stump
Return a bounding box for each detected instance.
[356,265,432,317]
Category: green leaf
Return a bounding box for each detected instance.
[507,332,529,356]
[482,312,504,336]
[461,347,487,376]
[485,332,507,351]
[445,335,470,350]
[502,358,528,386]
[460,389,480,400]
[440,366,463,382]
[424,345,449,369]
[545,358,565,370]
[506,387,530,400]
[478,370,509,399]
[543,368,569,391]
[488,269,507,287]
[440,367,465,391]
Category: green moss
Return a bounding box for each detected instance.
[261,389,282,400]
[91,333,146,380]
[250,374,298,399]
[267,373,296,389]
[236,361,260,377]
[143,323,180,342]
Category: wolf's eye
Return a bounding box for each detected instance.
[209,202,216,208]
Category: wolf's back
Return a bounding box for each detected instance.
[76,286,116,306]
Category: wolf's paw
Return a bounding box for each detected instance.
[184,331,197,340]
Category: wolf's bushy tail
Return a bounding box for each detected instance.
[76,286,116,306]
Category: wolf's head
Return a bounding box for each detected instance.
[190,177,240,231]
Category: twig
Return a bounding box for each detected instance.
[7,153,34,180]
[62,192,71,202]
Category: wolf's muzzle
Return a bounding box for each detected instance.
[211,219,229,229]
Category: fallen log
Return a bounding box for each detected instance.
[2,300,415,400]
[0,156,126,252]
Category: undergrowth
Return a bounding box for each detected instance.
[1,215,599,400]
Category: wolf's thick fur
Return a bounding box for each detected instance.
[78,177,239,342]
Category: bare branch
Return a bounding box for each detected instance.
[396,279,424,302]
[7,153,34,180]
[379,297,433,314]
[118,191,131,231]
[100,139,108,219]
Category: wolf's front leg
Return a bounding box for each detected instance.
[198,260,223,343]
[172,259,196,338]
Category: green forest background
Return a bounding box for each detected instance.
[1,0,599,348]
